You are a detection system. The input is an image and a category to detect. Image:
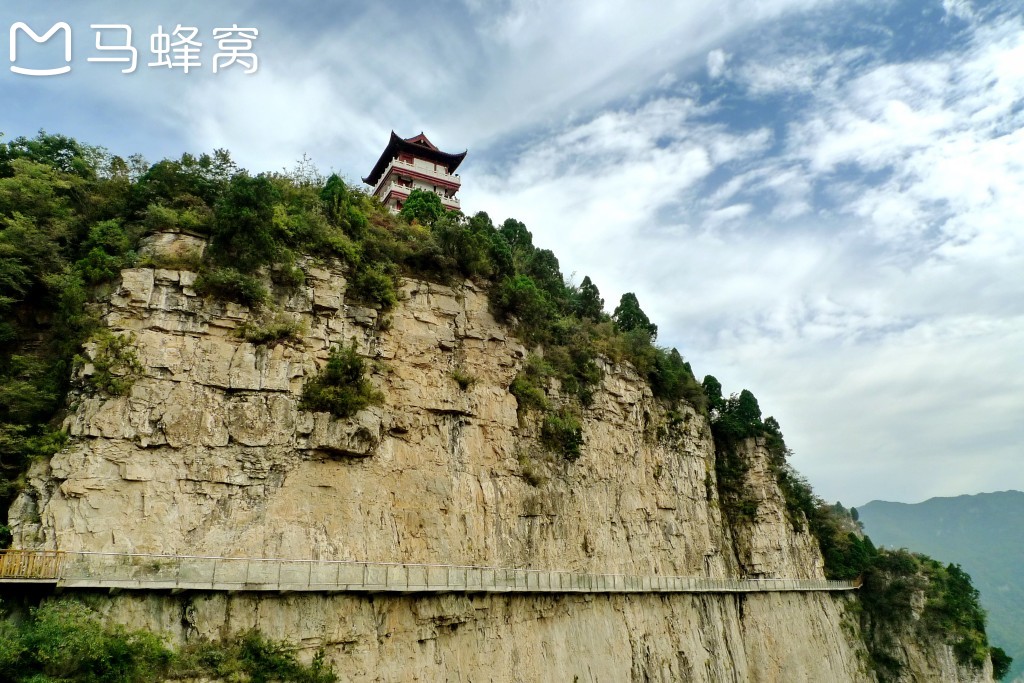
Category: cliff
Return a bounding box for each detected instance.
[5,235,989,682]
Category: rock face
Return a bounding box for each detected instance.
[89,590,868,683]
[13,259,735,577]
[6,239,990,682]
[728,438,826,580]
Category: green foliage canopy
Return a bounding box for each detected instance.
[573,275,604,320]
[399,188,445,225]
[0,600,336,683]
[299,342,383,418]
[612,292,657,340]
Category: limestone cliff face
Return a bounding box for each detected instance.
[6,236,989,682]
[12,253,743,578]
[87,590,868,683]
[728,438,825,581]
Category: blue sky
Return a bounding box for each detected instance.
[1,0,1022,506]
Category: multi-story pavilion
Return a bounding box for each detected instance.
[362,131,466,212]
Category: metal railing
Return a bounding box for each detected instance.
[0,550,860,594]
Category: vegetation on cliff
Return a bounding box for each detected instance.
[0,599,336,683]
[701,375,1010,679]
[299,341,383,418]
[0,132,703,529]
[859,491,1024,682]
[855,548,1011,681]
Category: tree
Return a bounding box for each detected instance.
[131,150,235,210]
[1,130,100,178]
[990,646,1012,681]
[524,248,565,301]
[431,212,495,278]
[648,347,704,409]
[733,389,762,428]
[702,375,725,414]
[299,342,382,418]
[613,292,657,340]
[574,275,604,320]
[492,275,555,331]
[209,173,279,270]
[499,218,532,253]
[399,189,444,226]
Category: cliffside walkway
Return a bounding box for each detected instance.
[0,550,860,594]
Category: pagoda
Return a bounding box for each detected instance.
[362,132,467,212]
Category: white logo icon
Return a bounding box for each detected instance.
[9,22,72,76]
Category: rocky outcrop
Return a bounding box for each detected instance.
[12,255,744,578]
[729,438,825,580]
[85,590,869,683]
[5,234,991,682]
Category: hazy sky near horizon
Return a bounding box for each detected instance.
[1,0,1021,505]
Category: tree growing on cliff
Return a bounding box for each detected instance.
[0,600,338,682]
[299,342,383,418]
[573,275,604,320]
[399,188,445,226]
[702,375,725,415]
[991,647,1013,680]
[612,292,657,340]
[209,173,280,270]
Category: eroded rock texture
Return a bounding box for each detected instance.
[7,241,990,682]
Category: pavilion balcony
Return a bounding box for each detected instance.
[380,182,461,211]
[372,159,461,196]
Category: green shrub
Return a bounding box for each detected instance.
[491,275,555,337]
[991,646,1013,681]
[0,600,337,683]
[650,347,704,410]
[143,202,215,233]
[3,600,171,682]
[77,330,143,396]
[175,630,335,683]
[194,266,268,307]
[272,261,306,289]
[209,173,280,270]
[510,375,547,415]
[300,342,383,418]
[348,264,397,310]
[136,250,203,271]
[540,408,584,460]
[451,367,476,391]
[237,311,304,346]
[509,354,552,416]
[399,188,445,226]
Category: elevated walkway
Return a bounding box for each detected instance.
[0,550,860,594]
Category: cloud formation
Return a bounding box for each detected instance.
[707,49,729,79]
[467,5,1024,504]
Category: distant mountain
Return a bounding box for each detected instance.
[859,491,1024,682]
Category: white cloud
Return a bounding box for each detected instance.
[942,0,975,22]
[707,49,729,79]
[467,11,1024,504]
[738,49,863,95]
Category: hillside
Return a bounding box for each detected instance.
[859,491,1024,682]
[0,130,1005,681]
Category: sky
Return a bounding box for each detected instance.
[1,0,1021,506]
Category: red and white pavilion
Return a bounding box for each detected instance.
[362,132,467,212]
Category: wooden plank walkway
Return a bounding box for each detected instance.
[0,550,860,594]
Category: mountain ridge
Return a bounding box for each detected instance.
[860,490,1024,682]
